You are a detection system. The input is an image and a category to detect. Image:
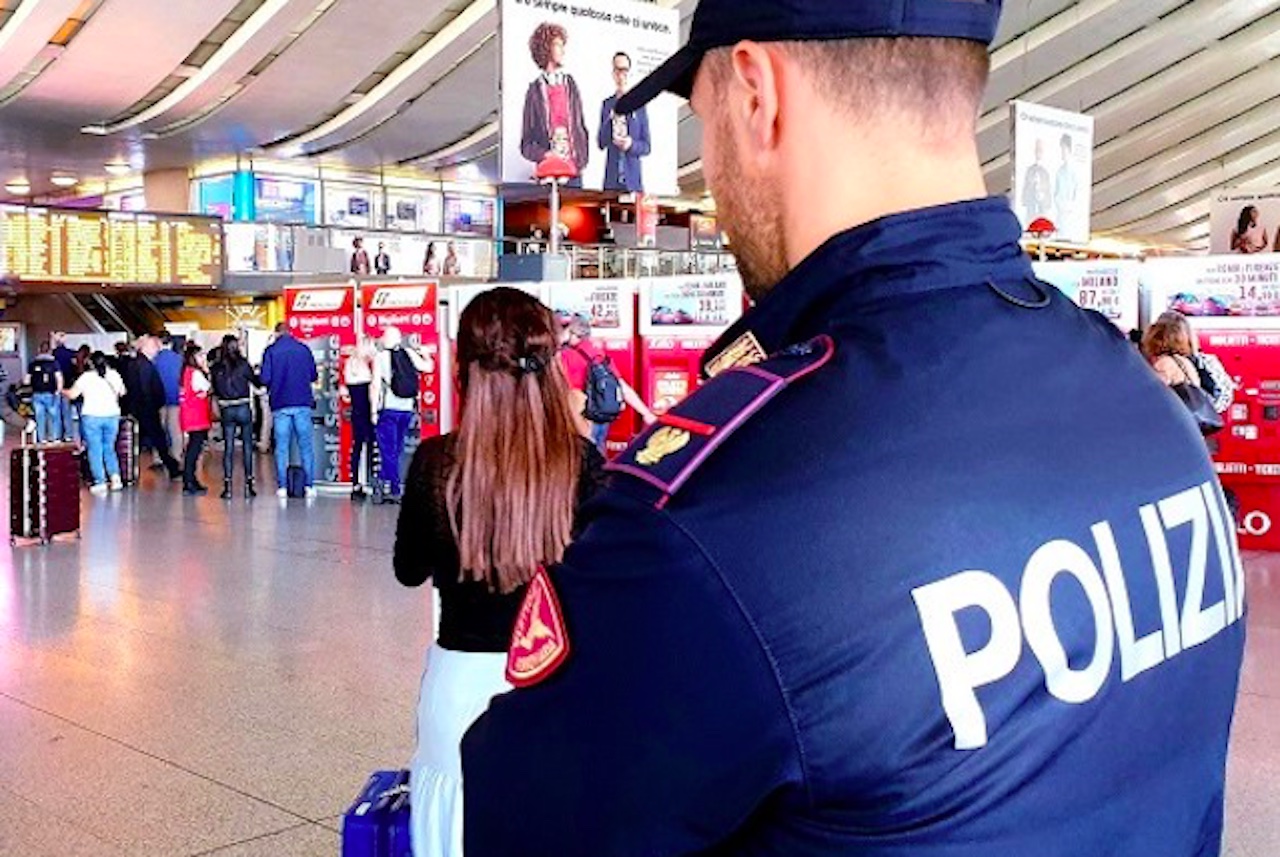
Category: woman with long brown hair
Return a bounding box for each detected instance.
[394,287,605,857]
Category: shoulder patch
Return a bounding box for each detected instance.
[506,568,570,688]
[609,335,835,508]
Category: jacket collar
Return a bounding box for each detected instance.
[703,197,1034,373]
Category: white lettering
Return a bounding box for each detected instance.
[1093,521,1164,681]
[1160,489,1226,650]
[1211,481,1247,618]
[1020,541,1115,704]
[912,571,1022,751]
[1202,483,1237,625]
[1140,504,1183,659]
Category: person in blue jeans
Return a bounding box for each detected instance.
[64,352,126,495]
[25,341,63,443]
[51,331,80,443]
[260,323,319,499]
[372,326,434,505]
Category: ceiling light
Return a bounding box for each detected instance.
[50,175,79,188]
[104,162,132,176]
[4,180,31,195]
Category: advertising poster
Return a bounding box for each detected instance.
[1209,188,1280,255]
[283,285,357,483]
[1033,260,1141,332]
[691,214,721,250]
[1010,101,1094,245]
[1143,256,1280,318]
[360,282,444,444]
[638,273,745,338]
[499,0,680,194]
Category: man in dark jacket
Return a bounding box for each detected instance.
[51,331,78,442]
[260,323,318,498]
[598,52,651,193]
[130,335,181,480]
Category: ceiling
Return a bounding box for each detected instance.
[0,0,1275,251]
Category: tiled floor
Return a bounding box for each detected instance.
[0,449,1277,855]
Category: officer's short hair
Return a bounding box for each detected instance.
[706,37,989,133]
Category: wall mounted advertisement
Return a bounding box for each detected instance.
[1010,100,1094,245]
[387,191,444,233]
[1033,260,1141,332]
[283,284,357,484]
[443,194,497,237]
[1142,256,1280,318]
[638,273,744,339]
[1209,188,1280,255]
[499,0,680,195]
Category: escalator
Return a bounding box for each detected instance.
[65,293,173,337]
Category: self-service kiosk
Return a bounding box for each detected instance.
[637,274,745,415]
[283,283,357,484]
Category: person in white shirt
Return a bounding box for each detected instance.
[343,337,378,500]
[372,326,434,504]
[64,351,126,495]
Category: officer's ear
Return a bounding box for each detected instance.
[726,41,783,161]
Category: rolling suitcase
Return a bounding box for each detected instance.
[10,442,81,545]
[286,464,307,498]
[341,770,412,857]
[116,415,140,486]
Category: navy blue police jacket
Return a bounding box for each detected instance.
[461,197,1246,856]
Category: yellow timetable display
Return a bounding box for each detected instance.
[0,205,224,287]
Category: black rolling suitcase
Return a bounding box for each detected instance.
[11,442,81,545]
[116,415,140,486]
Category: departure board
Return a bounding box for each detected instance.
[0,205,223,287]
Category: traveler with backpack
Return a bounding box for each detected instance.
[212,335,262,500]
[558,314,654,452]
[372,326,434,504]
[24,341,63,443]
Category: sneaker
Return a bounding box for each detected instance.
[109,476,124,492]
[304,487,318,499]
[276,488,288,499]
[89,483,108,496]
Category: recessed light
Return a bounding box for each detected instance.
[50,175,79,188]
[104,163,132,176]
[4,181,31,195]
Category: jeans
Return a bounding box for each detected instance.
[349,384,374,486]
[81,415,121,485]
[184,430,208,490]
[220,404,254,481]
[32,392,62,443]
[163,405,184,459]
[590,421,609,453]
[139,409,181,477]
[59,396,78,443]
[376,409,413,496]
[273,406,314,489]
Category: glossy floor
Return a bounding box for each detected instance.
[0,451,1277,855]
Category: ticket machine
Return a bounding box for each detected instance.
[283,283,357,484]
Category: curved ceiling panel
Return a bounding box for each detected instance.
[11,0,242,118]
[0,0,85,92]
[200,0,457,148]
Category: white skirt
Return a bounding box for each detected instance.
[410,644,511,857]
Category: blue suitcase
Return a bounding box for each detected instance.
[342,770,412,857]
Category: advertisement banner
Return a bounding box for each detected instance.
[1010,101,1094,245]
[1033,260,1141,332]
[638,273,745,338]
[1142,256,1280,318]
[499,0,680,194]
[1209,188,1280,255]
[283,285,357,483]
[360,282,444,443]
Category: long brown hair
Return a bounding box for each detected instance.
[1142,313,1193,362]
[448,288,582,593]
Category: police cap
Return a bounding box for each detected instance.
[617,0,1004,114]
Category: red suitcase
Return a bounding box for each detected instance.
[11,443,81,545]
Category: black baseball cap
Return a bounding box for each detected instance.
[617,0,1004,114]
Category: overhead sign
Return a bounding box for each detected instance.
[499,0,680,195]
[0,204,224,287]
[1033,261,1141,332]
[1209,188,1280,255]
[1010,101,1094,245]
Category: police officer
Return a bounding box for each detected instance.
[462,2,1246,855]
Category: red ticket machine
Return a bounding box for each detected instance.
[283,284,357,483]
[360,281,444,442]
[638,274,745,415]
[547,280,639,452]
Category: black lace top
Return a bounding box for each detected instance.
[393,435,607,652]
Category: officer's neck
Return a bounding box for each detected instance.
[780,124,988,270]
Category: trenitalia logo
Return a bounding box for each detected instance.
[370,286,430,311]
[290,290,348,312]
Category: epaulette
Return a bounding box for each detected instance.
[608,335,835,508]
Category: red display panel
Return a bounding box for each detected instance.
[360,281,444,441]
[283,285,356,482]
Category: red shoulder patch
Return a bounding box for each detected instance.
[506,568,571,688]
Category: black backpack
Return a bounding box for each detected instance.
[389,348,419,399]
[574,347,624,424]
[29,359,57,394]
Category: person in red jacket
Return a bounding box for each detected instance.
[179,342,214,496]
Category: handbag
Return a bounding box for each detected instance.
[1168,355,1224,436]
